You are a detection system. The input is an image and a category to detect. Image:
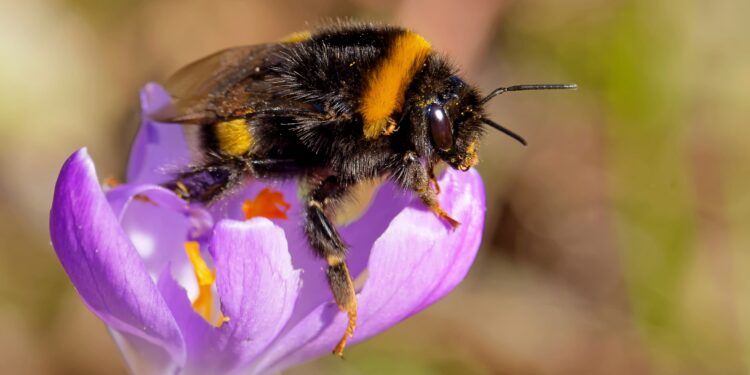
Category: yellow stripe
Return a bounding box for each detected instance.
[215,119,253,156]
[360,31,432,139]
[280,30,311,43]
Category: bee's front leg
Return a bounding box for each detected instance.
[304,176,357,357]
[395,152,459,229]
[427,156,441,195]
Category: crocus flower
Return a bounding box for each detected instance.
[49,83,486,374]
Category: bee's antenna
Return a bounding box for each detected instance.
[480,118,527,146]
[480,83,577,105]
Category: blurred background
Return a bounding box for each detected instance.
[1,0,748,373]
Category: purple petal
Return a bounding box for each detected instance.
[157,271,214,373]
[158,219,301,374]
[50,149,186,371]
[127,83,191,185]
[106,184,194,281]
[255,168,485,372]
[221,180,409,326]
[106,184,188,221]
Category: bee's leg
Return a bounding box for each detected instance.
[418,184,460,229]
[304,176,357,357]
[164,161,247,203]
[397,152,459,229]
[165,157,304,203]
[427,157,441,195]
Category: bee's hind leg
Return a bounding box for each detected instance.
[304,176,357,357]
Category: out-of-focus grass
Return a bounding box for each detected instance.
[596,3,698,368]
[503,0,749,372]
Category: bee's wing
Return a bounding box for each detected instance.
[152,44,277,124]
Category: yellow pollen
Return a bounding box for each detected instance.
[460,140,479,170]
[243,188,291,220]
[185,241,228,327]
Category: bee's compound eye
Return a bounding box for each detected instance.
[428,104,453,151]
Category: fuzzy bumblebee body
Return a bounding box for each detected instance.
[154,22,575,356]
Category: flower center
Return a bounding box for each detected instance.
[242,187,291,220]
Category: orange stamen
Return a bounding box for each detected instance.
[104,177,122,188]
[242,188,291,220]
[185,241,228,327]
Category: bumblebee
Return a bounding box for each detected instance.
[152,21,575,356]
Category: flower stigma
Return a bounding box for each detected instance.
[242,187,291,220]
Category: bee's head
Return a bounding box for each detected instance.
[412,71,576,171]
[420,76,484,171]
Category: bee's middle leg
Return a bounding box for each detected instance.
[304,176,357,357]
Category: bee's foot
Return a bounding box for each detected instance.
[432,206,460,230]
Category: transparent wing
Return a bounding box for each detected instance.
[152,44,276,124]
